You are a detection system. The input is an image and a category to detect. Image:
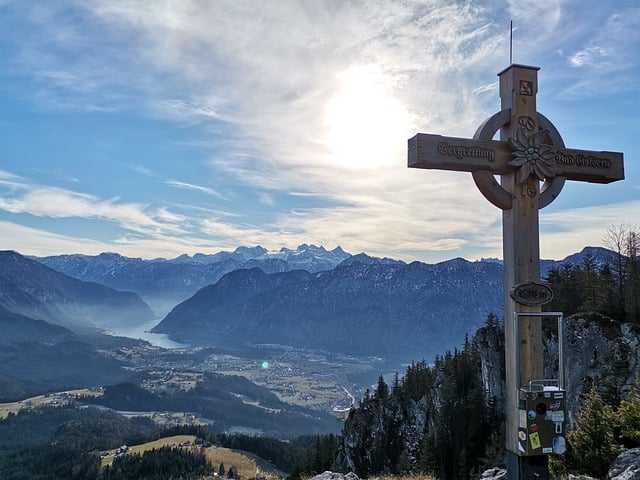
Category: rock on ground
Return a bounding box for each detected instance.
[480,467,507,480]
[311,472,360,480]
[608,448,640,480]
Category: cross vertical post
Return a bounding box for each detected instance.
[499,65,547,478]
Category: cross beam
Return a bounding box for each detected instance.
[408,64,624,478]
[408,132,623,184]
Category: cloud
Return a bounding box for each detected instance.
[0,178,185,237]
[131,165,154,177]
[540,200,640,259]
[156,97,228,123]
[569,46,609,68]
[164,180,225,199]
[568,9,640,71]
[560,6,640,96]
[0,220,115,257]
[507,0,562,33]
[0,169,23,185]
[258,193,275,206]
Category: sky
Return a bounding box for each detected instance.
[0,0,638,264]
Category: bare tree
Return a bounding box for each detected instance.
[603,224,629,303]
[603,224,640,322]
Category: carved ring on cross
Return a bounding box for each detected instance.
[471,109,566,210]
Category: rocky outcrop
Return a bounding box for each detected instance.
[608,448,640,480]
[548,314,640,426]
[311,472,360,480]
[475,316,505,406]
[476,312,640,428]
[480,467,507,480]
[334,396,430,473]
[478,448,640,480]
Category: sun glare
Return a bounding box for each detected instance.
[324,65,409,169]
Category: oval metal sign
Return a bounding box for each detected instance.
[510,282,554,306]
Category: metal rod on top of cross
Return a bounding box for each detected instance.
[408,65,624,480]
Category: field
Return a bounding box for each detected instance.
[0,388,102,420]
[100,435,260,479]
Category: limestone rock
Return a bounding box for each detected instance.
[568,475,598,480]
[311,471,360,480]
[479,467,507,480]
[608,448,640,480]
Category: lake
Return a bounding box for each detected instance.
[107,318,188,349]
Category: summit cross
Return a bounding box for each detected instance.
[408,64,624,476]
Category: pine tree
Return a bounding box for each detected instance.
[374,375,389,400]
[391,371,401,397]
[616,384,640,447]
[564,388,623,478]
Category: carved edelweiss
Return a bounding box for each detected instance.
[508,127,556,183]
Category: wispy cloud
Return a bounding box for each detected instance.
[568,10,640,71]
[569,46,609,68]
[164,180,226,199]
[258,193,275,207]
[562,6,640,95]
[131,165,154,177]
[0,220,115,257]
[0,178,185,237]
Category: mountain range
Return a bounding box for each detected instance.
[152,255,503,360]
[0,244,615,414]
[35,244,350,316]
[25,244,614,361]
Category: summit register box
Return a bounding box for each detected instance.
[517,379,566,456]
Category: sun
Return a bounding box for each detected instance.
[324,65,409,169]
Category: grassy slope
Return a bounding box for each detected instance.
[100,435,257,479]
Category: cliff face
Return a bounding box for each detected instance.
[552,314,640,424]
[334,396,431,474]
[474,312,640,426]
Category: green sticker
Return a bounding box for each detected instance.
[529,432,541,450]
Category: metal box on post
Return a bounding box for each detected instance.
[517,379,566,455]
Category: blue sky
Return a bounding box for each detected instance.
[0,0,638,263]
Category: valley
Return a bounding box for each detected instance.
[0,332,383,437]
[101,337,381,415]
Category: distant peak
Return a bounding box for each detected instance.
[97,252,124,259]
[234,245,267,254]
[293,244,324,252]
[338,252,404,267]
[478,257,503,264]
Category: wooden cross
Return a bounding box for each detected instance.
[408,65,624,459]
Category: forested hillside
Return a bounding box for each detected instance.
[328,317,504,480]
